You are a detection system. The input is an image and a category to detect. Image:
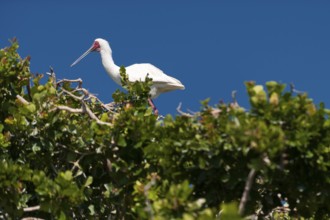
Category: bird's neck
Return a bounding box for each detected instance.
[100,50,121,85]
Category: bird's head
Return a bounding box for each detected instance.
[94,38,111,52]
[91,40,101,52]
[70,38,111,67]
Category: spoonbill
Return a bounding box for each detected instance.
[71,38,185,114]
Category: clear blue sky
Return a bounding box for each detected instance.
[2,1,330,115]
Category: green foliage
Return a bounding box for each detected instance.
[220,203,243,220]
[112,66,152,107]
[0,40,329,219]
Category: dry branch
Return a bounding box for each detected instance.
[239,169,257,216]
[57,78,83,88]
[21,218,44,220]
[23,205,40,212]
[53,105,83,113]
[56,77,83,93]
[52,104,111,127]
[143,176,157,220]
[61,88,85,100]
[46,66,57,88]
[52,78,113,126]
[82,102,112,126]
[16,95,30,105]
[176,102,194,117]
[290,83,305,94]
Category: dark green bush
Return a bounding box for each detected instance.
[0,40,329,219]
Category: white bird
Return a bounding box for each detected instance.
[71,38,185,114]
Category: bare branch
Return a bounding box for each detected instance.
[21,218,44,220]
[211,108,221,117]
[57,78,83,85]
[231,90,240,108]
[61,88,85,101]
[16,95,30,105]
[103,102,116,111]
[106,159,112,172]
[23,205,40,212]
[57,78,83,90]
[61,88,113,112]
[176,102,194,117]
[71,151,95,173]
[82,102,112,126]
[143,176,157,220]
[187,109,198,115]
[51,104,111,126]
[239,169,257,216]
[50,77,113,126]
[82,102,98,120]
[79,88,90,96]
[290,83,305,94]
[46,66,57,88]
[52,105,83,113]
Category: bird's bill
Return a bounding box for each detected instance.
[70,45,94,67]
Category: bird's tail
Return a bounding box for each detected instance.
[167,76,185,90]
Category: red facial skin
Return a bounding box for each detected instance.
[92,41,101,52]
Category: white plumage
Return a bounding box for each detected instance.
[71,38,185,100]
[126,63,185,98]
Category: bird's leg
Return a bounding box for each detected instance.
[148,98,159,116]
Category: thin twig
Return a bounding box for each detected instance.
[57,78,83,90]
[290,83,305,94]
[239,169,257,216]
[53,77,114,126]
[187,109,198,115]
[57,78,83,85]
[56,143,84,155]
[50,161,58,175]
[103,102,116,111]
[70,151,96,173]
[61,88,84,101]
[231,90,240,108]
[46,66,57,88]
[176,102,194,117]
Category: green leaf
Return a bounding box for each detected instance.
[220,203,243,220]
[144,107,153,116]
[117,135,127,147]
[60,171,73,181]
[58,211,67,220]
[32,143,41,152]
[26,103,36,112]
[88,204,95,215]
[84,176,93,188]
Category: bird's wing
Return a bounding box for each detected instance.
[126,63,184,89]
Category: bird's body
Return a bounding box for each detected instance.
[71,38,185,114]
[71,38,185,101]
[126,64,185,98]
